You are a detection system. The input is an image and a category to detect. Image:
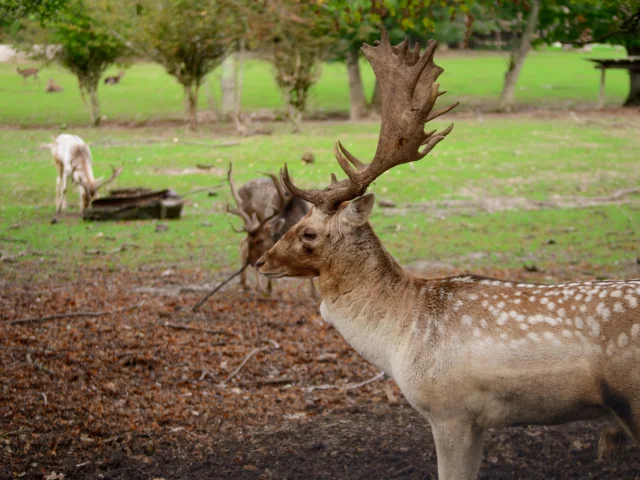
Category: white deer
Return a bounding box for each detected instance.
[256,28,640,479]
[51,134,123,212]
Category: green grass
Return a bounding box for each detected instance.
[1,117,638,279]
[0,46,628,127]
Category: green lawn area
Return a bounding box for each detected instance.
[0,46,628,127]
[1,116,638,281]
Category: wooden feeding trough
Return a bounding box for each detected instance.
[83,188,184,221]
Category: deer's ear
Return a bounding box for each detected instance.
[340,193,375,227]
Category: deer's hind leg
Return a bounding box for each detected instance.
[600,361,640,457]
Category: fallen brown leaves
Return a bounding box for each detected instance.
[1,262,632,479]
[0,267,401,478]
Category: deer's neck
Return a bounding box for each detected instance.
[318,224,425,373]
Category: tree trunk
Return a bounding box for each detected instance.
[233,38,247,135]
[498,0,541,112]
[346,50,367,120]
[88,83,101,127]
[625,69,640,106]
[185,83,200,131]
[287,101,302,134]
[369,80,381,114]
[625,45,640,106]
[220,55,235,120]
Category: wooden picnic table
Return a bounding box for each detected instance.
[587,57,640,108]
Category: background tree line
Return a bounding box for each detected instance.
[2,0,639,129]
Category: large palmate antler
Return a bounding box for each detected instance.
[281,27,458,213]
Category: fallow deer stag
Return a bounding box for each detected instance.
[257,27,640,479]
[16,67,39,83]
[51,134,124,212]
[45,78,63,93]
[104,70,125,85]
[227,164,316,298]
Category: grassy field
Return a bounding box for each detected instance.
[0,46,628,127]
[1,114,638,281]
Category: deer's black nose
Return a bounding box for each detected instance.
[255,259,265,269]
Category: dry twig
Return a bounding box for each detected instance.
[221,341,280,386]
[162,321,240,338]
[8,303,144,326]
[25,352,55,376]
[305,371,386,393]
[192,264,248,311]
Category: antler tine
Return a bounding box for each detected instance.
[337,141,364,168]
[227,163,243,211]
[226,204,259,233]
[94,164,124,192]
[226,162,253,230]
[262,171,291,211]
[280,164,324,205]
[228,220,246,234]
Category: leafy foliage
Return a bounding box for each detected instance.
[0,0,67,23]
[98,0,246,130]
[258,0,340,132]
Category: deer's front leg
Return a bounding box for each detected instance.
[56,174,68,212]
[431,418,484,480]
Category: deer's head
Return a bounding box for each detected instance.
[77,164,124,208]
[257,27,457,279]
[227,164,291,267]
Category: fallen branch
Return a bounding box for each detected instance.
[0,237,27,244]
[8,303,144,326]
[162,321,240,338]
[25,352,55,376]
[221,348,264,385]
[1,250,27,262]
[607,187,640,201]
[85,243,139,256]
[241,376,294,387]
[344,371,386,391]
[181,184,223,198]
[221,342,280,386]
[192,264,248,312]
[305,371,386,393]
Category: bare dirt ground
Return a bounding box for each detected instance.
[2,264,640,479]
[1,106,638,131]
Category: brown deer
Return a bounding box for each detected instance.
[227,164,316,298]
[45,78,63,93]
[16,67,39,83]
[256,28,640,479]
[51,134,124,212]
[104,70,125,85]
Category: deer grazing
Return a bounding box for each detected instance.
[256,28,640,479]
[226,164,316,298]
[51,134,123,212]
[104,70,125,85]
[45,78,63,93]
[16,67,39,83]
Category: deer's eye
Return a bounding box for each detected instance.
[303,230,316,240]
